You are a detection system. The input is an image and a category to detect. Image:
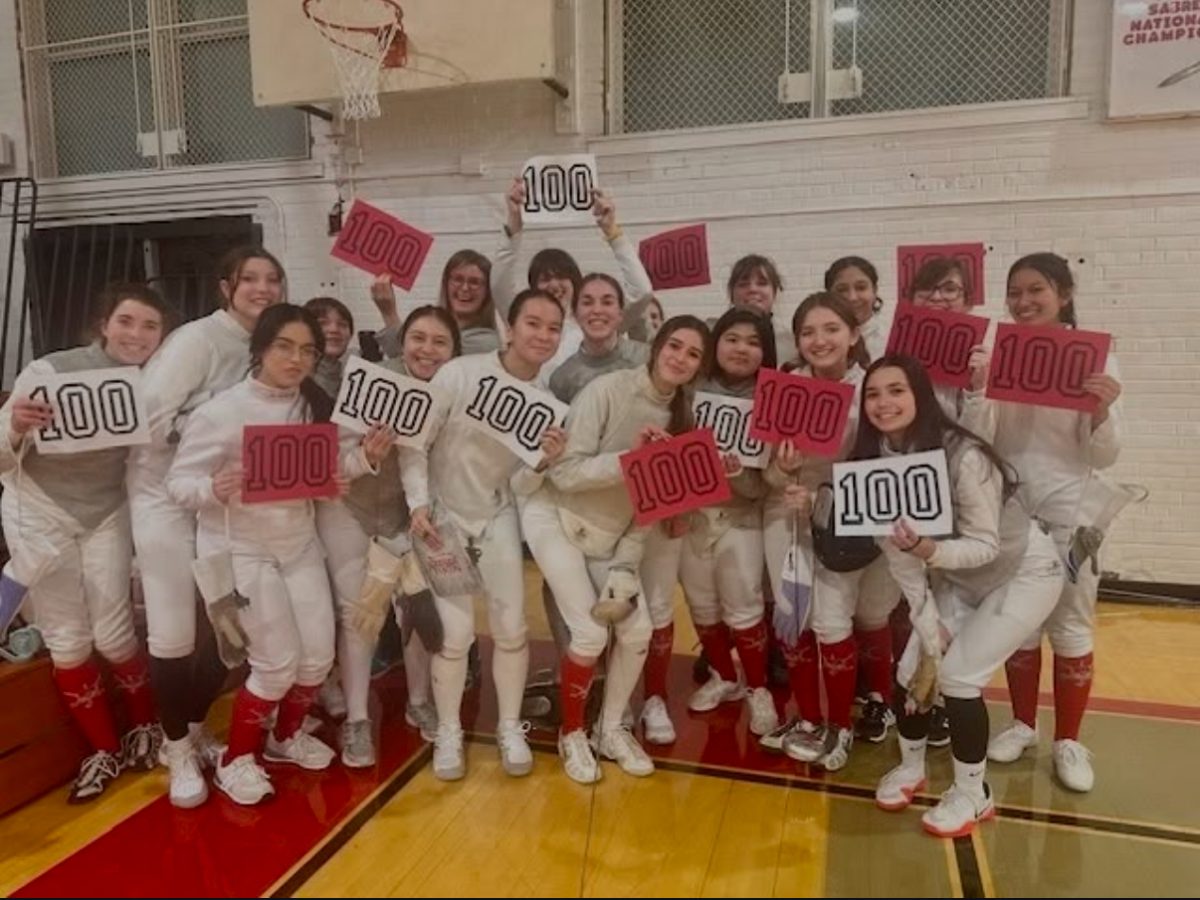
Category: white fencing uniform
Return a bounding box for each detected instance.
[166,377,341,701]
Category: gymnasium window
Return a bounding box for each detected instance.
[611,0,1071,134]
[17,0,309,179]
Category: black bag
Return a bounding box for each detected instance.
[810,482,882,573]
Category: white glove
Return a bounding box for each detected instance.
[591,566,640,625]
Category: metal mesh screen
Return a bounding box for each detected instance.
[20,0,309,179]
[617,0,1064,134]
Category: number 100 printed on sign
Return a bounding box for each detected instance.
[242,424,339,504]
[332,356,440,448]
[31,367,149,454]
[832,450,953,537]
[620,429,731,527]
[692,392,768,469]
[520,154,598,226]
[461,371,568,468]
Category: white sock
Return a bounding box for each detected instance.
[953,756,987,800]
[899,735,928,772]
[492,641,529,723]
[601,640,648,733]
[431,652,468,731]
[403,633,432,706]
[338,628,376,723]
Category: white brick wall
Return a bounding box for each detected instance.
[2,2,1198,583]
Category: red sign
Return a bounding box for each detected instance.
[749,368,855,457]
[986,324,1111,413]
[896,242,985,306]
[331,199,434,291]
[637,223,711,291]
[620,429,731,527]
[242,423,339,503]
[885,303,990,389]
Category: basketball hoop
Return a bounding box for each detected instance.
[303,0,407,120]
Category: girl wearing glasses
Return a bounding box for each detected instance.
[374,252,500,357]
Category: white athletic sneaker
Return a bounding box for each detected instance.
[432,722,465,781]
[819,727,854,772]
[120,723,163,772]
[340,719,376,769]
[688,672,746,712]
[640,696,677,745]
[215,753,275,806]
[497,719,534,777]
[921,784,995,838]
[987,720,1039,763]
[875,763,927,811]
[596,726,655,777]
[188,723,226,771]
[782,721,826,762]
[747,687,780,736]
[1052,739,1095,793]
[161,736,208,809]
[68,750,122,804]
[404,702,438,742]
[760,718,801,753]
[558,729,600,784]
[263,731,336,771]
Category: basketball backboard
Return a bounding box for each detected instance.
[249,0,556,109]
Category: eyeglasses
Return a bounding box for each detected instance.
[268,338,320,361]
[448,275,486,290]
[914,281,965,301]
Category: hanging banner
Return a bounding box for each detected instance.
[242,423,339,503]
[520,154,598,226]
[692,392,768,469]
[331,199,434,291]
[332,355,441,448]
[621,429,731,526]
[885,304,991,389]
[986,324,1111,413]
[638,223,711,290]
[748,368,855,457]
[460,370,568,467]
[1109,0,1200,120]
[833,449,953,537]
[896,242,985,305]
[30,367,150,455]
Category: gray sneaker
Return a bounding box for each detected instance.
[404,702,438,742]
[340,718,376,768]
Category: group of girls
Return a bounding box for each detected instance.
[0,173,1121,836]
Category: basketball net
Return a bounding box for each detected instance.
[304,0,405,120]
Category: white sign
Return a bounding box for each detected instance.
[692,392,769,469]
[30,367,149,455]
[832,449,953,537]
[332,356,441,449]
[1109,0,1200,119]
[520,154,598,226]
[461,369,568,468]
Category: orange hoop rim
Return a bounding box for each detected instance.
[303,0,407,66]
[302,0,403,35]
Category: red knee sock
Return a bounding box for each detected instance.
[223,687,276,763]
[1005,646,1042,728]
[695,623,737,683]
[1053,652,1094,741]
[273,684,321,742]
[819,637,858,730]
[559,655,596,735]
[108,652,157,728]
[54,659,120,754]
[731,621,769,689]
[781,629,822,724]
[643,624,674,701]
[856,626,893,701]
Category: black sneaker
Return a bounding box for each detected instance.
[68,750,122,804]
[928,704,951,748]
[120,723,164,772]
[856,699,896,743]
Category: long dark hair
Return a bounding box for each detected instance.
[648,314,710,435]
[249,304,332,422]
[851,354,1017,499]
[528,248,582,303]
[727,254,783,302]
[825,255,883,314]
[789,291,869,372]
[1007,252,1076,327]
[910,256,972,305]
[400,304,463,359]
[707,306,777,378]
[217,245,287,309]
[440,249,496,331]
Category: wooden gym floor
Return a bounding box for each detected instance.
[2,567,1198,898]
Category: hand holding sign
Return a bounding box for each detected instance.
[692,392,768,469]
[885,304,990,390]
[620,429,731,527]
[749,368,855,457]
[986,324,1111,412]
[638,224,711,290]
[30,367,149,454]
[520,154,598,226]
[332,199,434,291]
[897,242,985,305]
[461,370,569,468]
[833,449,953,537]
[332,356,441,448]
[242,423,339,503]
